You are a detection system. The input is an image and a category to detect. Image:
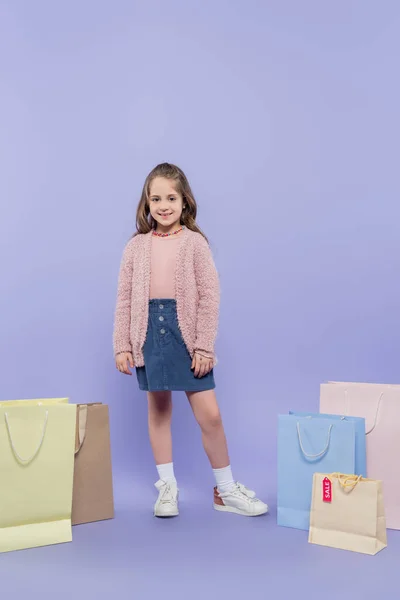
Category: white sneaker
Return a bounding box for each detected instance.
[154,479,179,517]
[213,483,268,516]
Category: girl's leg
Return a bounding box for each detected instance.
[148,391,179,517]
[186,389,269,516]
[147,391,173,468]
[185,390,230,469]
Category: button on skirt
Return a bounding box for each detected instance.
[136,299,216,392]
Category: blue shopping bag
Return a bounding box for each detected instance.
[277,414,357,530]
[290,411,367,477]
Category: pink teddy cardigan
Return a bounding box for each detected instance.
[113,228,220,367]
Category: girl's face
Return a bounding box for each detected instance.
[148,177,184,232]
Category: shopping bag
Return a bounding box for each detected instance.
[72,403,114,525]
[0,398,69,406]
[320,381,400,529]
[309,473,387,555]
[0,403,76,553]
[290,411,367,476]
[277,414,357,530]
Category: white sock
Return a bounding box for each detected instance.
[157,462,176,483]
[213,465,236,493]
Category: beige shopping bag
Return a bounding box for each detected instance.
[0,403,76,553]
[309,473,387,555]
[72,403,114,525]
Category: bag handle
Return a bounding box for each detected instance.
[344,389,383,435]
[4,410,49,464]
[75,404,88,454]
[296,421,333,459]
[329,473,363,490]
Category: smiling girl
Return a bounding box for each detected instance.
[113,163,268,518]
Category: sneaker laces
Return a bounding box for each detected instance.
[159,482,177,505]
[219,482,258,502]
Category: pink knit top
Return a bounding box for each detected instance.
[113,228,220,367]
[149,235,180,299]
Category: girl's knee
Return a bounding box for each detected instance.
[201,410,222,432]
[148,391,172,415]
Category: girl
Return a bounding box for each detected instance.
[113,163,268,518]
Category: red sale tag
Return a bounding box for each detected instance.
[322,477,332,503]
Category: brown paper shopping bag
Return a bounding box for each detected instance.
[309,473,387,555]
[71,403,114,525]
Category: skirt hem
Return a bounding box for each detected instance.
[139,384,216,393]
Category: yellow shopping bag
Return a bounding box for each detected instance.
[0,398,69,407]
[309,473,387,555]
[0,403,76,553]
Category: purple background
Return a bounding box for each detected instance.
[1,0,400,597]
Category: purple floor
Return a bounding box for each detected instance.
[1,475,398,600]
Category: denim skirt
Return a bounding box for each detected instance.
[136,299,215,393]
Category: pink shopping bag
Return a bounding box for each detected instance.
[320,381,400,530]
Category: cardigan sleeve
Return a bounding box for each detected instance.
[193,236,220,359]
[113,240,134,357]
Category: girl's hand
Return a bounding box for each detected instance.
[116,352,134,375]
[191,352,213,378]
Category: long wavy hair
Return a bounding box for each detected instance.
[134,163,207,241]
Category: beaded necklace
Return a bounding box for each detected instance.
[153,226,185,238]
